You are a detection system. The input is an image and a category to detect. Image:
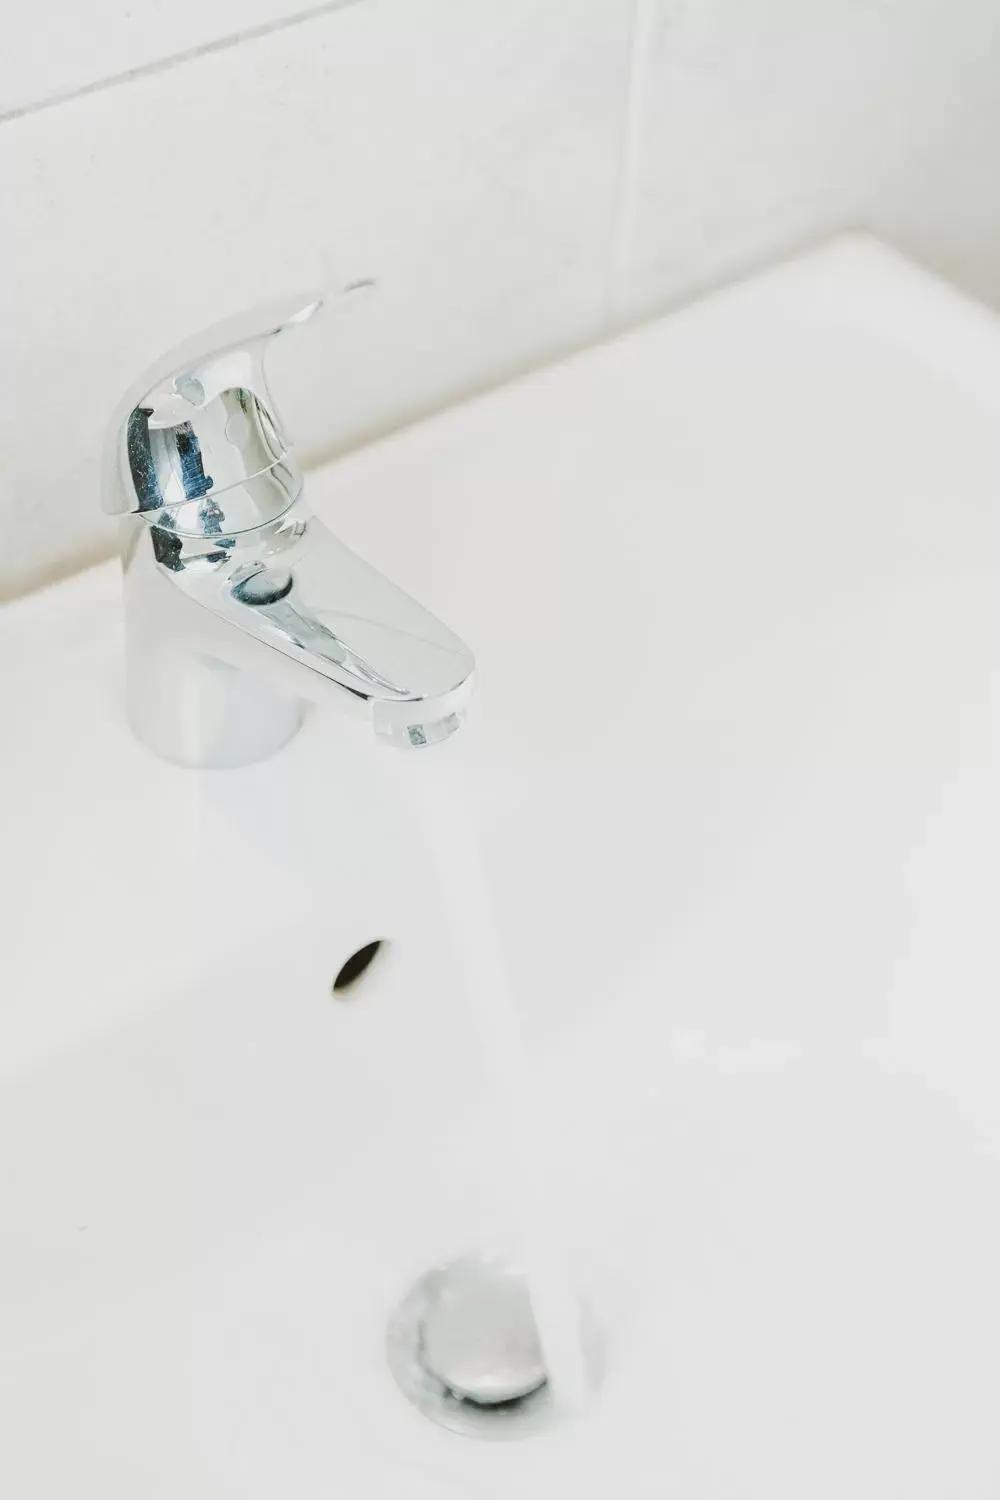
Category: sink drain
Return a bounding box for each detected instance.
[387,1255,584,1439]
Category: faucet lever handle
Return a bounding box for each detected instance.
[103,284,371,534]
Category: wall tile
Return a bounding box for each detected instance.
[0,0,358,118]
[620,0,1000,320]
[0,0,632,597]
[867,8,1000,312]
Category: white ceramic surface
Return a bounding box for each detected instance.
[1,239,997,1497]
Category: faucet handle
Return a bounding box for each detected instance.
[103,288,363,537]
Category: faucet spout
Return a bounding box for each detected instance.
[120,501,475,765]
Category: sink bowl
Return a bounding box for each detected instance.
[2,236,997,1498]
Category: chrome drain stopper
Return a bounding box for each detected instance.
[421,1256,547,1405]
[387,1255,560,1439]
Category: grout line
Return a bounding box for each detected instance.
[604,0,656,328]
[0,0,361,125]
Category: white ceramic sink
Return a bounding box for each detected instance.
[1,237,997,1498]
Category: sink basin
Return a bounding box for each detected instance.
[2,236,997,1498]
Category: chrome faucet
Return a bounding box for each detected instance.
[103,292,475,767]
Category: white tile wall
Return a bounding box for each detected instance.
[620,0,1000,320]
[2,0,1000,598]
[0,0,359,118]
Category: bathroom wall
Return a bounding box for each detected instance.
[3,0,999,598]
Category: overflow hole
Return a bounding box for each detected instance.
[332,940,385,996]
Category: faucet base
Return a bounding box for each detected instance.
[125,629,304,769]
[121,521,306,769]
